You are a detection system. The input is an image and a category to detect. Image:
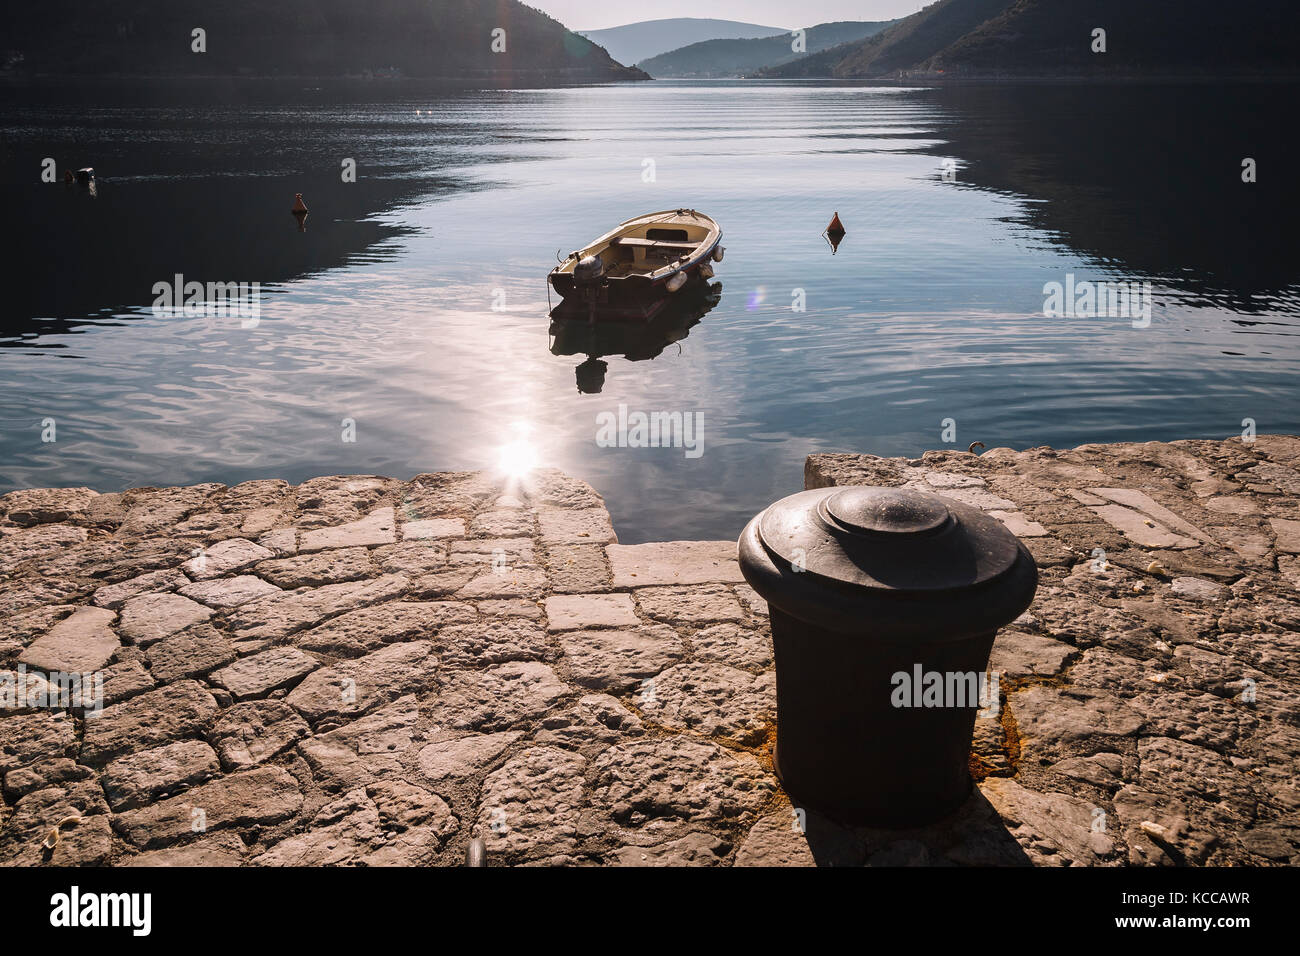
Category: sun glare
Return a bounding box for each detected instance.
[497,423,538,477]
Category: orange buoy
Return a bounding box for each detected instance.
[291,193,309,214]
[826,212,845,235]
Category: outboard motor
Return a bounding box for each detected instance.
[574,253,604,286]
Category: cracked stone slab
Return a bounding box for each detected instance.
[538,508,617,546]
[607,541,744,587]
[593,738,772,826]
[99,659,158,706]
[690,623,773,670]
[295,600,476,657]
[211,647,320,700]
[102,740,221,811]
[634,584,745,626]
[733,810,864,868]
[609,830,731,867]
[476,747,588,859]
[418,731,522,784]
[559,625,686,691]
[0,487,98,526]
[434,618,551,666]
[1009,686,1145,763]
[113,766,303,849]
[18,606,119,673]
[544,593,638,631]
[1270,517,1300,554]
[1137,736,1260,824]
[252,781,457,866]
[0,780,112,866]
[300,507,396,552]
[82,680,219,765]
[183,538,275,579]
[456,567,548,600]
[92,569,189,610]
[642,662,775,745]
[1111,786,1219,864]
[2,758,94,801]
[211,700,311,770]
[470,510,536,538]
[253,547,374,588]
[0,711,77,773]
[990,630,1076,677]
[988,510,1050,537]
[118,592,212,646]
[225,574,409,642]
[179,574,282,609]
[121,832,248,867]
[287,641,435,723]
[980,777,1114,865]
[145,623,237,683]
[297,697,418,792]
[434,661,569,732]
[372,541,448,576]
[400,517,465,541]
[535,694,645,753]
[0,524,88,574]
[546,544,613,593]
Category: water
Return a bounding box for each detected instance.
[1,80,1297,542]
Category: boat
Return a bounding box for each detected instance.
[550,280,723,393]
[549,209,724,321]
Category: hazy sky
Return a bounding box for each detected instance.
[531,1,926,33]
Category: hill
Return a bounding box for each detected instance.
[578,18,788,67]
[638,21,895,78]
[761,0,1010,78]
[760,0,1300,79]
[2,0,647,82]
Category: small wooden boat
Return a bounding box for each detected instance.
[549,209,724,320]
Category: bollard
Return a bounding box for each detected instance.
[738,486,1038,827]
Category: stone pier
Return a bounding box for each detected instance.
[1,434,1298,866]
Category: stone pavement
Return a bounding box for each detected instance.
[0,435,1298,866]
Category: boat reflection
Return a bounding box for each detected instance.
[549,280,723,394]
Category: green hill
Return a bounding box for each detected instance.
[2,0,647,82]
[760,0,1300,79]
[638,21,895,78]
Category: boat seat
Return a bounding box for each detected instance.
[613,237,703,251]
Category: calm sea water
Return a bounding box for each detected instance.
[1,80,1297,542]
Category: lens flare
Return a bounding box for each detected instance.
[746,287,766,311]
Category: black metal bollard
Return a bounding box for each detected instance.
[738,486,1038,827]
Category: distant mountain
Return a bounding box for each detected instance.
[639,21,896,78]
[579,18,788,67]
[760,0,1300,79]
[2,0,647,82]
[761,0,1010,78]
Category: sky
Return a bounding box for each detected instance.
[529,0,927,33]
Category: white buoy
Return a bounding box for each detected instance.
[666,272,688,293]
[712,245,725,263]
